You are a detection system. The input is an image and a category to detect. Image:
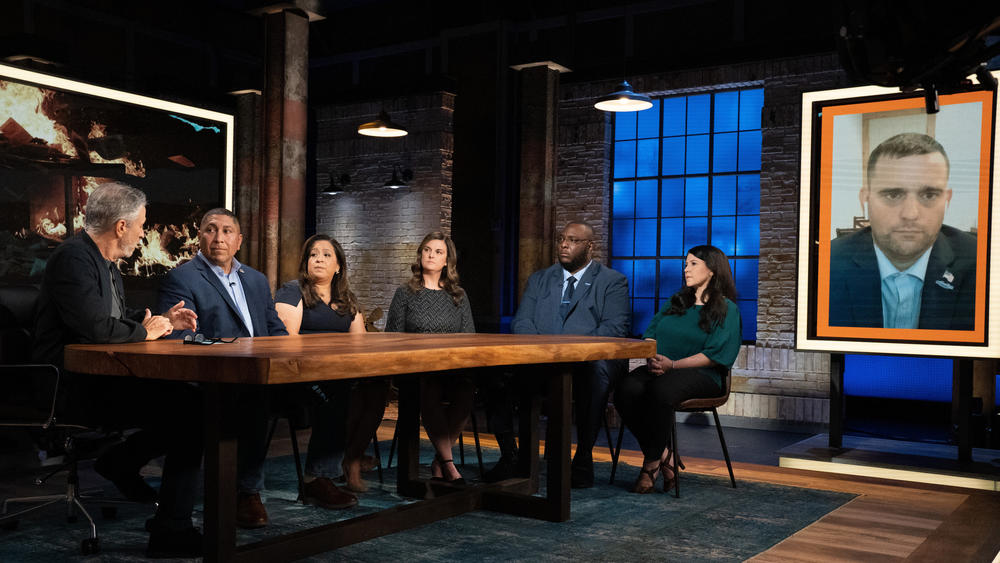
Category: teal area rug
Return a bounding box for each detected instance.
[0,443,854,561]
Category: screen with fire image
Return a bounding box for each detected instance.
[0,63,233,285]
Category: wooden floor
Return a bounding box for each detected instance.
[283,423,1000,562]
[606,442,1000,562]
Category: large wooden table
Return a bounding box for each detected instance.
[65,332,653,562]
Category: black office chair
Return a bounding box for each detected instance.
[0,285,140,555]
[609,369,736,497]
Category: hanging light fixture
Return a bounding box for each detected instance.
[594,80,652,112]
[384,166,413,189]
[321,171,351,195]
[357,110,408,138]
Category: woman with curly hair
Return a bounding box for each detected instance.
[613,245,741,494]
[385,231,475,483]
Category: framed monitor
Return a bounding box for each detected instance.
[796,74,999,358]
[0,62,233,284]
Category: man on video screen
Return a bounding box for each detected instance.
[829,133,976,330]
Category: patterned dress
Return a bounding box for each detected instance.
[385,285,475,334]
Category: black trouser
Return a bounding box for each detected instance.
[65,373,203,532]
[613,365,721,461]
[483,359,626,464]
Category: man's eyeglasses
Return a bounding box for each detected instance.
[183,333,239,345]
[556,236,590,246]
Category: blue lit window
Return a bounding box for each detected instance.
[610,88,762,340]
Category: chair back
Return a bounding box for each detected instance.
[0,284,39,364]
[0,284,61,427]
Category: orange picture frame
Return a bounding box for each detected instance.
[797,79,999,358]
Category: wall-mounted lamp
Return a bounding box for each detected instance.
[384,166,413,189]
[594,80,652,112]
[357,110,408,138]
[322,172,351,195]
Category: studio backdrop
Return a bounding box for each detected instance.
[0,62,233,298]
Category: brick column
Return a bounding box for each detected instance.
[261,9,310,290]
[516,63,567,296]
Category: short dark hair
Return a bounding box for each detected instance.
[867,133,950,184]
[200,208,240,230]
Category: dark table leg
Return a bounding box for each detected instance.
[953,358,973,464]
[482,362,572,522]
[395,375,424,498]
[829,353,844,449]
[203,382,239,563]
[545,364,571,522]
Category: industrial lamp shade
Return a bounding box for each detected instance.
[384,166,413,189]
[594,80,653,112]
[357,110,408,137]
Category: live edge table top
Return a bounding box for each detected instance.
[64,332,655,385]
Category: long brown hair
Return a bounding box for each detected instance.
[665,245,736,333]
[406,231,465,305]
[298,234,360,316]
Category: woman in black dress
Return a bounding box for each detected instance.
[275,234,388,492]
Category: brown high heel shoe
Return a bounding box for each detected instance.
[631,466,659,494]
[660,459,677,492]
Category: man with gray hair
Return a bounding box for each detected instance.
[33,181,204,557]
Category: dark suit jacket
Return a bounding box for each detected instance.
[828,225,976,330]
[157,255,287,339]
[511,261,630,337]
[33,232,147,368]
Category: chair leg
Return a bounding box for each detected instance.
[265,417,278,454]
[603,407,615,459]
[288,424,305,500]
[470,413,485,479]
[371,433,384,484]
[458,433,465,466]
[671,412,680,498]
[712,408,736,488]
[387,422,398,469]
[609,423,625,485]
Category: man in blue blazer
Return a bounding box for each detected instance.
[828,133,976,330]
[488,221,630,488]
[159,209,356,529]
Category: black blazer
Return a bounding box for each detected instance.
[828,225,977,330]
[33,232,147,367]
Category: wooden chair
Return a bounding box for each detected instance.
[610,369,736,498]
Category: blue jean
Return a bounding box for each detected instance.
[237,383,348,494]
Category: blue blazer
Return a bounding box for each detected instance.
[158,256,287,339]
[511,261,630,337]
[828,225,976,330]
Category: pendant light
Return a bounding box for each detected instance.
[384,166,412,189]
[594,80,652,112]
[595,9,651,113]
[357,110,408,138]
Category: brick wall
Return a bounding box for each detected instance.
[314,93,455,329]
[561,54,849,424]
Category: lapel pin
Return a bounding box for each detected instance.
[936,270,954,290]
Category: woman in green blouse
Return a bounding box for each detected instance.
[614,245,741,494]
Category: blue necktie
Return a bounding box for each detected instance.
[560,276,577,320]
